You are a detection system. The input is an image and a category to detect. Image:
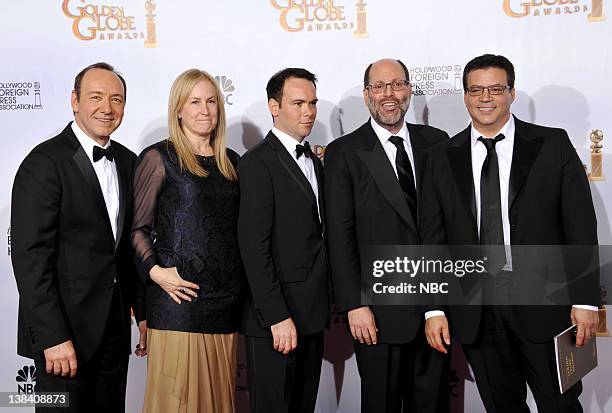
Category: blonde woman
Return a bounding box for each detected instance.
[132,69,245,412]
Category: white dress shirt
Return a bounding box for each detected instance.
[370,118,417,190]
[272,127,320,220]
[71,121,120,240]
[472,116,514,272]
[425,116,595,320]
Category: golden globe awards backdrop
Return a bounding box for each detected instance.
[0,1,610,412]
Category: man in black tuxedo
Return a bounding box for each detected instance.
[11,62,145,413]
[238,68,329,413]
[324,58,450,413]
[421,54,599,413]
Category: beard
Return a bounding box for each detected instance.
[367,96,409,130]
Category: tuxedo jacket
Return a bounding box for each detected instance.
[238,131,330,337]
[324,120,449,343]
[419,116,599,344]
[11,122,143,361]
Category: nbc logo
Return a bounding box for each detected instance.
[215,75,235,106]
[16,365,37,394]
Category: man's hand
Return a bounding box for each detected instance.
[135,320,147,357]
[270,317,297,355]
[149,265,199,304]
[571,307,599,348]
[425,315,450,354]
[44,340,77,377]
[347,306,378,345]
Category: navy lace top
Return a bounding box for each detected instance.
[131,140,245,333]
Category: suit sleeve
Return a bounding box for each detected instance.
[237,155,290,327]
[559,130,600,306]
[11,151,70,353]
[419,151,446,246]
[323,143,363,313]
[419,151,448,313]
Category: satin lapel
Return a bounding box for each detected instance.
[267,132,318,207]
[355,131,415,231]
[509,120,543,212]
[113,144,128,250]
[446,128,477,229]
[313,156,325,230]
[407,123,427,189]
[72,143,114,237]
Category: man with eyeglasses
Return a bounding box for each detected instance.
[420,54,599,412]
[325,58,450,413]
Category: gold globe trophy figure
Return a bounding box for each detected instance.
[588,0,606,22]
[353,0,368,38]
[598,287,610,337]
[588,130,604,181]
[586,129,609,336]
[144,0,158,48]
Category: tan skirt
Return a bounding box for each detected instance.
[143,328,236,413]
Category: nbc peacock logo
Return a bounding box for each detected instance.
[16,365,37,394]
[215,75,235,106]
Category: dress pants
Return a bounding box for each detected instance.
[34,288,129,413]
[354,330,450,413]
[462,306,582,413]
[246,332,324,413]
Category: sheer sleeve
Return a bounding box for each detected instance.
[131,147,166,280]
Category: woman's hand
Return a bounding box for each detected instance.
[135,320,147,357]
[149,265,200,304]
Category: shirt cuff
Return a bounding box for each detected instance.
[572,305,599,312]
[425,310,446,320]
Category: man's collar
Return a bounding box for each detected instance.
[470,115,515,147]
[71,121,111,162]
[369,118,409,147]
[271,126,307,156]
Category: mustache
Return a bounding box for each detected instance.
[378,98,400,105]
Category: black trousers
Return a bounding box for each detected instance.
[34,289,129,413]
[246,332,324,413]
[354,330,450,413]
[462,306,582,413]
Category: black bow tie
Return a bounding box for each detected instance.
[295,141,312,159]
[93,145,114,162]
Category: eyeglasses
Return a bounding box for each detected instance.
[466,85,512,96]
[366,80,410,94]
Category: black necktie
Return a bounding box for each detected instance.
[389,136,417,220]
[93,145,115,162]
[478,134,506,275]
[296,141,312,159]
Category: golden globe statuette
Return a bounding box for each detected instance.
[353,0,368,38]
[314,145,326,162]
[598,287,610,337]
[144,0,158,48]
[588,0,606,22]
[588,130,604,181]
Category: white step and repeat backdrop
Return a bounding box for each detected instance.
[1,1,610,412]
